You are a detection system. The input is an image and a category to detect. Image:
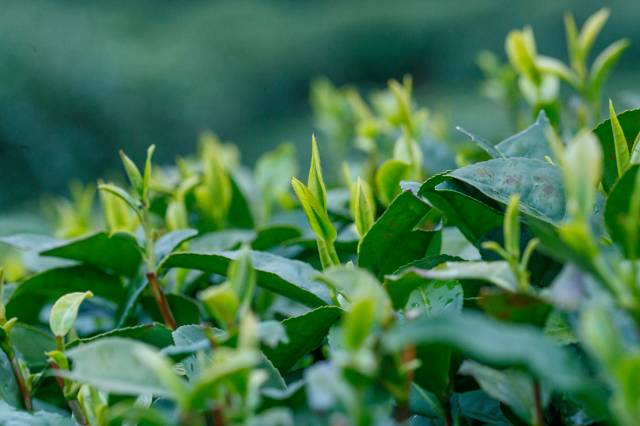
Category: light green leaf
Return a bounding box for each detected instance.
[590,39,629,97]
[291,178,336,243]
[577,8,609,58]
[143,144,156,202]
[98,183,140,213]
[460,360,547,424]
[119,150,144,198]
[609,100,630,178]
[375,159,413,206]
[0,400,74,425]
[49,291,93,337]
[308,135,327,210]
[63,337,179,397]
[352,177,375,237]
[594,108,640,192]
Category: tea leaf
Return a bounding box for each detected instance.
[262,306,342,373]
[63,337,179,397]
[49,291,93,337]
[358,189,434,279]
[41,231,143,277]
[160,250,332,307]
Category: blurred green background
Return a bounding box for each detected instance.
[1,0,639,209]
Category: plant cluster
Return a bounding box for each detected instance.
[1,8,639,426]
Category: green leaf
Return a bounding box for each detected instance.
[199,282,240,328]
[609,100,630,178]
[562,131,603,222]
[536,56,578,87]
[460,360,546,424]
[119,150,144,198]
[308,135,327,211]
[590,39,630,97]
[477,288,552,326]
[262,306,341,373]
[384,253,455,306]
[160,250,331,307]
[358,189,434,279]
[49,291,93,337]
[72,323,173,349]
[343,297,375,350]
[154,229,198,264]
[63,337,180,397]
[593,108,640,192]
[375,159,413,206]
[495,111,553,160]
[577,8,609,58]
[605,164,640,259]
[0,400,74,425]
[384,312,592,394]
[6,266,124,324]
[10,323,56,368]
[351,177,375,237]
[0,350,21,408]
[98,183,140,213]
[291,177,336,243]
[227,171,256,229]
[456,126,502,158]
[404,261,517,292]
[143,144,156,202]
[420,174,503,245]
[410,280,464,397]
[41,231,143,277]
[448,157,565,224]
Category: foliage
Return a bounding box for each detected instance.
[1,8,639,426]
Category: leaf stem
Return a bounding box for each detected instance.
[50,361,87,425]
[533,379,545,426]
[4,345,32,411]
[147,272,177,330]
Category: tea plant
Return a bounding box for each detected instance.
[1,8,640,426]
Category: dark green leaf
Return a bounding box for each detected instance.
[160,250,331,307]
[262,306,342,373]
[384,312,591,393]
[71,323,173,349]
[593,108,640,192]
[6,266,124,324]
[358,189,434,279]
[154,229,198,264]
[604,164,640,259]
[10,323,56,369]
[41,232,142,277]
[420,175,503,245]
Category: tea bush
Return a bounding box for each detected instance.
[1,8,639,426]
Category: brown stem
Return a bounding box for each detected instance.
[147,272,177,330]
[212,406,226,426]
[49,361,88,426]
[442,397,453,426]
[394,345,416,422]
[533,379,545,426]
[5,347,32,411]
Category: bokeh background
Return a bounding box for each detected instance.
[2,0,639,211]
